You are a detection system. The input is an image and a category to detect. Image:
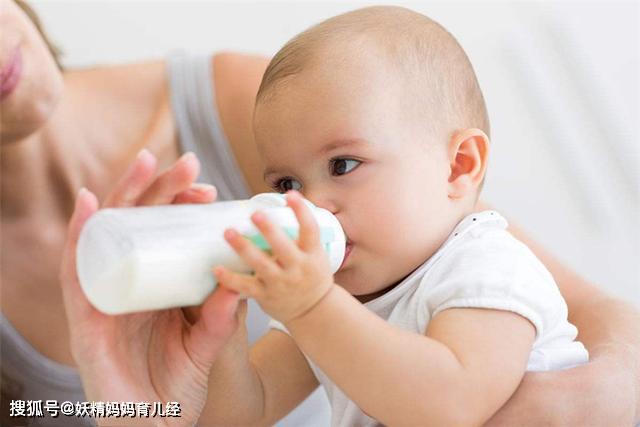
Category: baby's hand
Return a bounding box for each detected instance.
[214,190,335,324]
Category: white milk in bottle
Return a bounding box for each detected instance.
[76,193,345,314]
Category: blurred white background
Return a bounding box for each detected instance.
[28,1,638,425]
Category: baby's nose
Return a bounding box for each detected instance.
[302,189,339,215]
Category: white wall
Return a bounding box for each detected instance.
[31,0,639,308]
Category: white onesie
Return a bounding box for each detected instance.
[270,210,589,427]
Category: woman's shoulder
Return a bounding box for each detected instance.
[64,53,268,96]
[211,53,272,194]
[61,52,270,119]
[58,53,272,191]
[211,52,270,128]
[213,52,270,88]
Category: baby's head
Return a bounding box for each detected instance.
[253,6,490,301]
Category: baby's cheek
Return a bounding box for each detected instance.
[377,203,434,259]
[367,205,414,251]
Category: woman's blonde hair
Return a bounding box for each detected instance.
[15,0,63,70]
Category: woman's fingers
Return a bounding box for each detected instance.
[251,211,300,267]
[137,152,199,206]
[172,183,217,205]
[184,285,243,369]
[286,190,320,252]
[103,149,158,208]
[59,188,100,319]
[103,150,207,208]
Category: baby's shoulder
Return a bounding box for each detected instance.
[416,214,560,307]
[411,214,572,342]
[439,213,549,278]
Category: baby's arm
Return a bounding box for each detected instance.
[479,205,640,425]
[216,191,537,425]
[198,313,319,425]
[287,285,535,426]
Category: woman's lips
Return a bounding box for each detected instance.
[1,47,23,101]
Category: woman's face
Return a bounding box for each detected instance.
[0,0,63,144]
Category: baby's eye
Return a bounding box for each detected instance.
[272,177,302,193]
[330,158,361,176]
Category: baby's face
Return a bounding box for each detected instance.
[254,56,459,301]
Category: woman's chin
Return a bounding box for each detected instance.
[1,113,49,143]
[1,88,61,143]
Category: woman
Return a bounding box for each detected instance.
[1,0,638,425]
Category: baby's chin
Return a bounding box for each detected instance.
[334,270,398,304]
[349,285,396,304]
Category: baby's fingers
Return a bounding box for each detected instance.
[251,211,299,267]
[213,267,262,299]
[224,229,280,279]
[286,191,320,252]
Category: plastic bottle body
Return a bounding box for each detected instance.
[76,193,345,314]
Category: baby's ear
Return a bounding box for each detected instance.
[446,128,490,200]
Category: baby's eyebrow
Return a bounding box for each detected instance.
[319,138,368,155]
[263,166,291,182]
[263,169,279,182]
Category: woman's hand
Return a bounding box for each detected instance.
[59,149,244,426]
[484,344,638,426]
[214,190,335,325]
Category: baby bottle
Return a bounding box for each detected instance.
[76,193,345,314]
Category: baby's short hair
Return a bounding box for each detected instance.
[256,6,490,141]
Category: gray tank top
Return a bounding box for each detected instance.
[166,52,251,201]
[0,52,329,427]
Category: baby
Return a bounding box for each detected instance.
[208,6,588,426]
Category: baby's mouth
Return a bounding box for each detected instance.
[340,239,354,269]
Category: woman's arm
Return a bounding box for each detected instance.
[478,201,640,426]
